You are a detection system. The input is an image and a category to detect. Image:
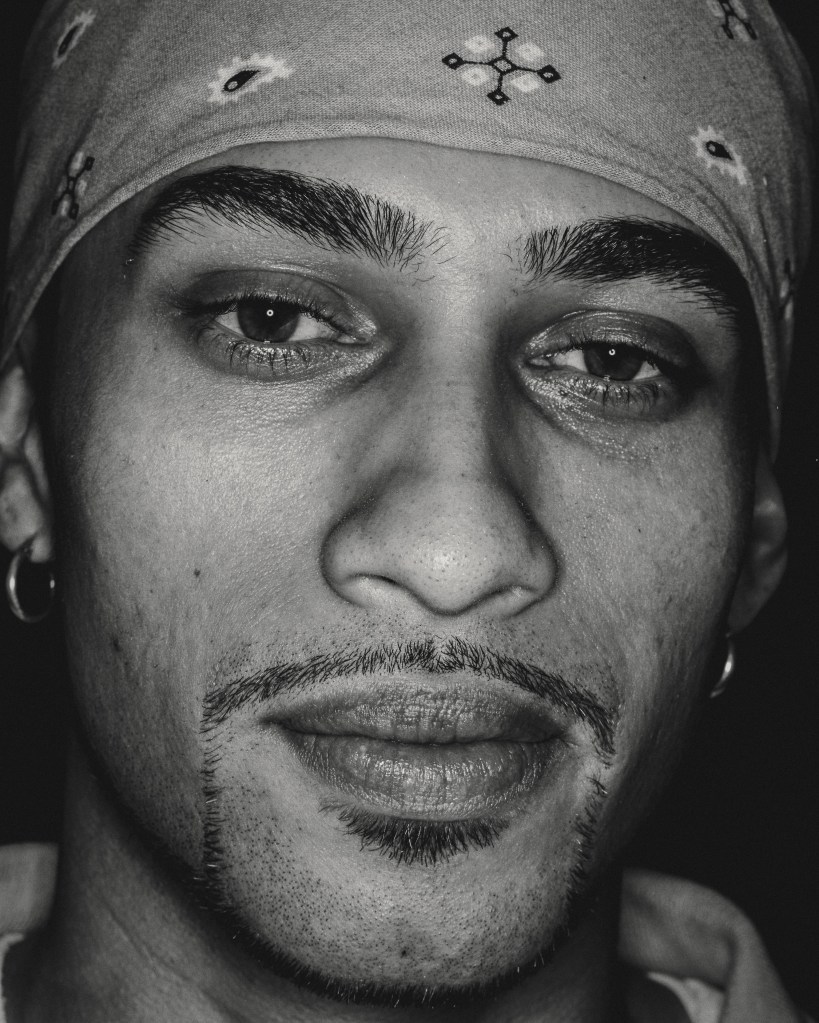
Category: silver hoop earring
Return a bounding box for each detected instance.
[5,540,55,624]
[710,637,736,699]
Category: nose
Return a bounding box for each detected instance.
[322,385,558,620]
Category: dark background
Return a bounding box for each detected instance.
[1,1,817,1016]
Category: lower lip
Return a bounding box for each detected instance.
[279,731,561,818]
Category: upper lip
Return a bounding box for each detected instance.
[259,673,567,745]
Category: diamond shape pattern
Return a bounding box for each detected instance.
[464,35,494,55]
[442,26,561,105]
[510,76,540,93]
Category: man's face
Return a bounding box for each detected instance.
[47,139,756,1003]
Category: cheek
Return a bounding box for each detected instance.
[531,410,751,642]
[47,329,354,859]
[561,455,743,630]
[537,430,752,844]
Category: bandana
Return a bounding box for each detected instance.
[2,0,814,447]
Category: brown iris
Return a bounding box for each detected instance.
[582,344,651,380]
[235,298,304,345]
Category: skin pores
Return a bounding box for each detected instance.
[44,139,757,1008]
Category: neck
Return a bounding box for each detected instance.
[11,746,628,1023]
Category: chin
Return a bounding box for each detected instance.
[191,757,611,1006]
[192,855,596,1011]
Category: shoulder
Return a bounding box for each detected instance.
[620,869,810,1023]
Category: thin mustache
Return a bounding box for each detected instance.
[202,637,617,756]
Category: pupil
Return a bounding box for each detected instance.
[236,299,302,344]
[583,343,646,381]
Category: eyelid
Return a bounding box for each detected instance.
[169,269,376,340]
[522,309,696,368]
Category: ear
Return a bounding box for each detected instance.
[727,450,787,633]
[0,324,54,563]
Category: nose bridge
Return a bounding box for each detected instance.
[406,368,502,482]
[322,368,558,619]
[387,374,522,555]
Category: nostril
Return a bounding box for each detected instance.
[330,571,550,619]
[481,583,545,618]
[331,573,407,611]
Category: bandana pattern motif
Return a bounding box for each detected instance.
[708,0,757,41]
[52,8,95,67]
[442,27,561,105]
[691,127,749,186]
[51,149,95,219]
[207,54,294,104]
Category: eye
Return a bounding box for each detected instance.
[519,310,698,418]
[174,276,382,382]
[532,342,662,382]
[216,296,343,346]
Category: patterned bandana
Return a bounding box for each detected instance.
[2,0,815,446]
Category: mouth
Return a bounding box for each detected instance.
[261,677,569,819]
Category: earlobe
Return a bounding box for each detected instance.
[0,337,54,563]
[727,451,787,634]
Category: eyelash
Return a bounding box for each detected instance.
[560,374,665,413]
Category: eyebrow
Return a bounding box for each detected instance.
[129,166,448,272]
[518,218,753,328]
